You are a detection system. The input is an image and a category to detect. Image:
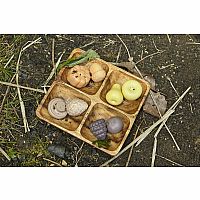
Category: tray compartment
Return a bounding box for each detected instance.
[37,83,91,131]
[59,59,109,95]
[100,70,148,115]
[80,103,130,151]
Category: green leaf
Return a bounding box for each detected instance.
[93,139,111,149]
[57,49,100,72]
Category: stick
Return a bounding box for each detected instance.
[166,76,180,97]
[80,41,95,48]
[0,147,11,161]
[43,158,62,167]
[151,118,168,167]
[43,51,65,93]
[4,54,14,68]
[15,37,42,133]
[135,50,165,65]
[0,74,16,113]
[75,142,84,167]
[156,154,184,167]
[52,38,55,69]
[0,81,45,93]
[125,122,143,167]
[166,34,171,44]
[16,50,30,133]
[116,34,131,58]
[186,42,200,45]
[116,44,122,63]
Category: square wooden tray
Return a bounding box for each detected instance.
[36,48,150,156]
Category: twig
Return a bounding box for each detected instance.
[80,41,95,48]
[125,121,143,167]
[0,74,16,113]
[4,54,14,68]
[151,118,168,167]
[101,87,191,167]
[189,103,193,113]
[159,63,175,70]
[0,147,11,161]
[116,44,122,63]
[135,50,165,65]
[75,142,84,167]
[166,34,171,44]
[156,154,184,167]
[0,81,45,93]
[21,37,42,52]
[166,76,179,97]
[43,51,65,93]
[116,34,131,58]
[43,158,62,167]
[15,37,42,133]
[52,38,55,69]
[16,50,30,133]
[152,39,160,51]
[186,42,200,45]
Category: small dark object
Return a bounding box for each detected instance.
[89,119,107,140]
[107,117,124,134]
[48,145,66,158]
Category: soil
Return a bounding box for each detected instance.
[0,34,200,167]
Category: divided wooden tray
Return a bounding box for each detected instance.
[36,48,150,156]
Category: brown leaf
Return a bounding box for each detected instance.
[144,75,156,90]
[143,91,167,118]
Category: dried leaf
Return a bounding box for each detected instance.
[143,91,167,117]
[144,75,156,90]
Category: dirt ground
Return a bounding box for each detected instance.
[0,34,200,167]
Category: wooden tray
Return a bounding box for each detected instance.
[36,48,150,156]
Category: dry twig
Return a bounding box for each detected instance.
[0,74,16,113]
[156,154,184,167]
[0,147,11,161]
[43,158,62,167]
[43,51,65,93]
[52,38,55,69]
[125,122,143,167]
[166,76,179,97]
[15,37,42,133]
[166,34,171,44]
[4,54,14,68]
[74,142,84,167]
[0,81,45,93]
[116,44,122,63]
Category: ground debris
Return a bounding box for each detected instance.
[143,91,167,117]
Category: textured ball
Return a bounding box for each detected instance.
[107,117,124,134]
[89,119,107,140]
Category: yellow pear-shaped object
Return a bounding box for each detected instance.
[106,84,123,106]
